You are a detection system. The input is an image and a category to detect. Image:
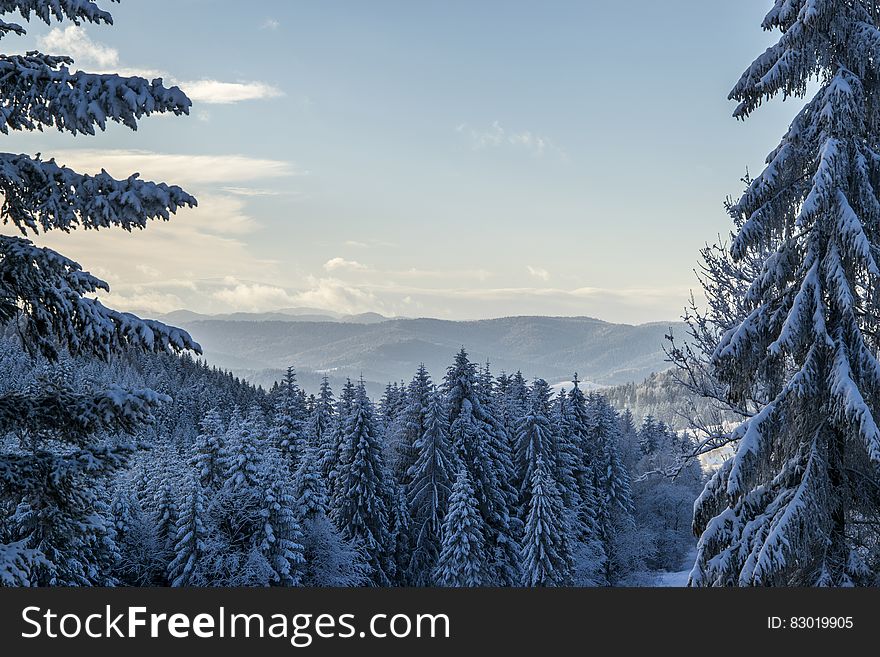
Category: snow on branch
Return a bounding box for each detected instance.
[0,441,135,495]
[0,0,116,27]
[0,152,196,234]
[0,386,168,439]
[0,18,25,38]
[0,236,201,359]
[0,52,191,135]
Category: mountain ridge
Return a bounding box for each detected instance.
[163,310,684,395]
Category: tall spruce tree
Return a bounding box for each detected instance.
[323,378,354,493]
[444,348,520,586]
[293,444,329,521]
[257,470,305,587]
[406,390,456,585]
[566,378,606,572]
[333,380,392,586]
[434,467,486,587]
[167,478,207,587]
[690,0,880,586]
[191,407,226,491]
[0,0,199,585]
[221,405,265,493]
[310,376,335,449]
[515,379,557,513]
[390,364,432,486]
[521,456,570,586]
[270,367,307,470]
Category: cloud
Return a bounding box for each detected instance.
[459,121,564,158]
[52,149,300,186]
[343,238,397,249]
[261,18,281,30]
[97,288,186,315]
[179,80,284,104]
[37,27,282,105]
[212,281,298,311]
[38,25,119,68]
[396,267,492,282]
[220,186,286,197]
[324,257,368,272]
[290,277,383,315]
[527,265,550,281]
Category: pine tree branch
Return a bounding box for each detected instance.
[0,152,197,234]
[0,52,191,136]
[0,0,116,27]
[0,235,202,359]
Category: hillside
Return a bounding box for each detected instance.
[166,313,685,392]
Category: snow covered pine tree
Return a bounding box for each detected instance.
[691,0,880,586]
[0,0,199,585]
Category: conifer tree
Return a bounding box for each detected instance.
[515,379,557,512]
[444,348,520,585]
[191,407,226,491]
[690,0,880,586]
[271,367,307,469]
[0,1,199,582]
[322,378,354,490]
[565,377,606,576]
[257,471,305,586]
[390,364,432,485]
[293,444,328,521]
[333,380,392,586]
[407,390,456,585]
[153,478,179,570]
[521,456,570,586]
[588,394,637,584]
[310,376,335,449]
[221,405,265,493]
[387,484,412,586]
[435,467,486,587]
[168,479,207,587]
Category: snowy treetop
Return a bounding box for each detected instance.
[730,1,880,118]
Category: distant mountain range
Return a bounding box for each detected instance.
[158,307,392,325]
[158,308,684,395]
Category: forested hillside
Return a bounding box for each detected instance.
[0,337,701,586]
[166,315,683,393]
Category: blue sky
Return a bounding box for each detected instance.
[5,0,797,323]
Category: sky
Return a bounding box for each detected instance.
[2,0,801,324]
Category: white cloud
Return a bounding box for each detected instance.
[38,25,119,68]
[179,80,284,104]
[97,288,186,315]
[192,194,260,235]
[52,149,299,186]
[324,257,368,272]
[291,277,383,315]
[261,18,281,30]
[459,121,564,158]
[220,186,287,197]
[527,265,550,281]
[342,238,397,249]
[37,27,282,105]
[212,281,298,311]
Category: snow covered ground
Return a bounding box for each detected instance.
[653,549,696,587]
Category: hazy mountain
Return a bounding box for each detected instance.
[156,308,394,325]
[169,312,685,394]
